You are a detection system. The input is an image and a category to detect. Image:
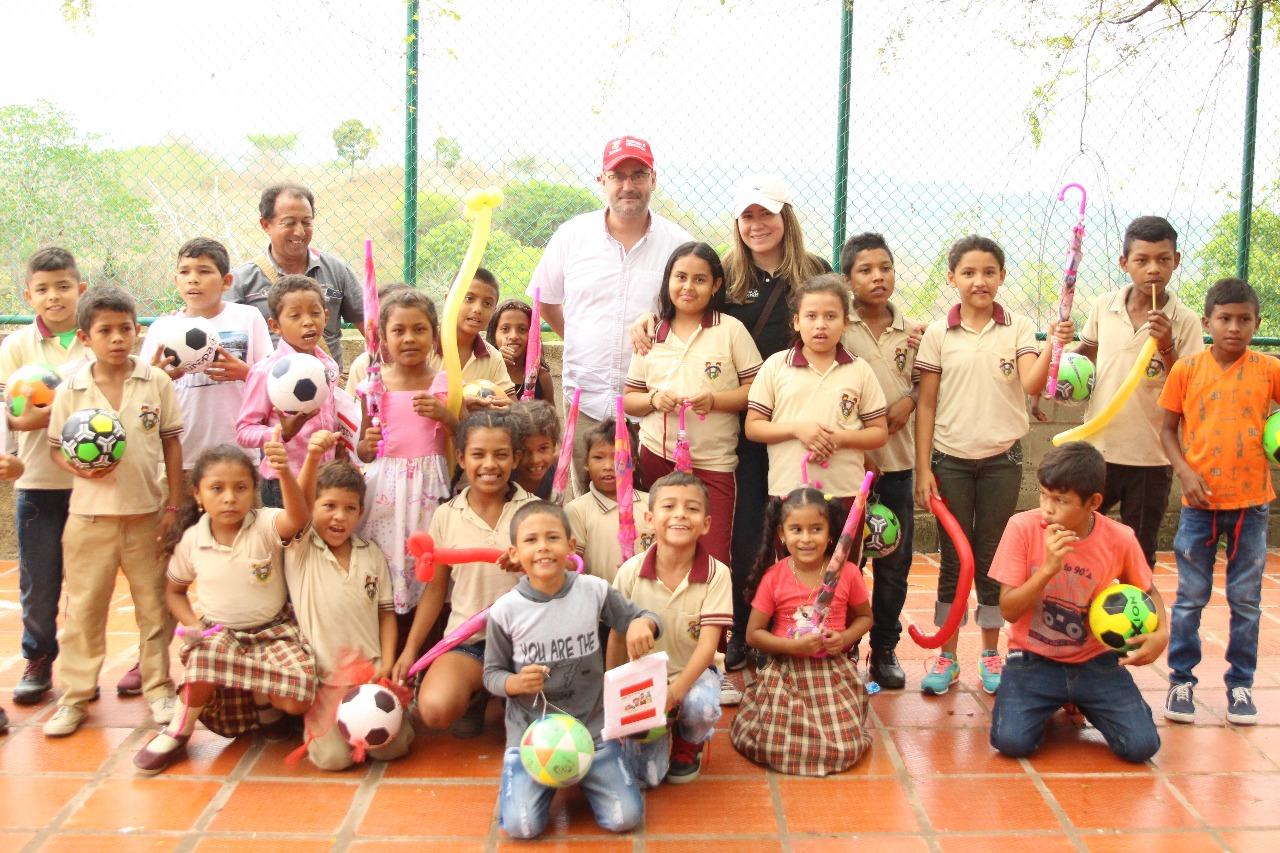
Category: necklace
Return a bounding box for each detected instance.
[788,557,821,590]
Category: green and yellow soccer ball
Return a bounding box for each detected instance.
[1053,352,1095,403]
[1088,583,1158,652]
[1263,410,1280,465]
[519,713,595,788]
[863,502,901,558]
[60,408,127,472]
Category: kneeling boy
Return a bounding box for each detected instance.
[610,471,730,785]
[289,438,412,770]
[988,442,1165,763]
[484,501,661,840]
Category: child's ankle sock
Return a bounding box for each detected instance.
[149,697,202,753]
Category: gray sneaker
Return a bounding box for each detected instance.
[1226,686,1258,725]
[1164,681,1196,723]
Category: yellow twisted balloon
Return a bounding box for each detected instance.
[1053,287,1160,447]
[441,187,505,416]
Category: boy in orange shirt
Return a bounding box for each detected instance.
[1158,278,1280,726]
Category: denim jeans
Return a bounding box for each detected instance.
[931,443,1023,629]
[260,477,283,509]
[990,649,1159,763]
[623,667,722,788]
[1167,503,1270,689]
[499,738,642,839]
[16,488,72,661]
[869,470,914,652]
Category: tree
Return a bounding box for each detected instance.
[0,102,156,312]
[246,132,298,158]
[497,181,599,247]
[434,136,462,169]
[332,119,378,174]
[416,220,542,300]
[1191,204,1280,337]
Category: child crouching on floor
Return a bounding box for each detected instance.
[483,501,661,839]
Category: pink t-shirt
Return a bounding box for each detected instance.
[751,558,869,637]
[989,510,1153,664]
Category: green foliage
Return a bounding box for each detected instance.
[0,102,156,307]
[332,119,378,173]
[416,219,542,302]
[414,191,460,230]
[246,132,298,155]
[497,180,599,247]
[1189,205,1280,337]
[434,136,462,168]
[112,141,218,188]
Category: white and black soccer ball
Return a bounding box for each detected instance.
[337,684,403,752]
[267,353,330,414]
[154,316,219,373]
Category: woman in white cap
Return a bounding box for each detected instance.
[630,175,828,685]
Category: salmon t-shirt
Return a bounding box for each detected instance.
[989,510,1152,664]
[751,559,869,637]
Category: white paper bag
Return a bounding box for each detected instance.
[601,651,668,740]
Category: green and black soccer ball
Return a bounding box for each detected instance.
[1053,352,1095,403]
[1263,410,1280,465]
[60,408,126,472]
[1088,582,1158,652]
[863,502,902,558]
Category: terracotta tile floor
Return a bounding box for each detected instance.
[2,552,1279,851]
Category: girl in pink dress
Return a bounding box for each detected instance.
[356,289,454,615]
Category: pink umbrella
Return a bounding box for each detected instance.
[615,396,637,561]
[358,239,386,456]
[1042,183,1088,399]
[549,388,581,505]
[522,288,542,401]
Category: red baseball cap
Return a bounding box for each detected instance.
[602,136,654,171]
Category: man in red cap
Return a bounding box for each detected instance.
[529,136,692,494]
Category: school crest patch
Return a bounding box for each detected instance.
[364,575,378,600]
[839,392,857,422]
[1145,356,1163,378]
[999,357,1015,377]
[138,404,159,432]
[894,346,908,372]
[249,558,272,583]
[704,360,723,381]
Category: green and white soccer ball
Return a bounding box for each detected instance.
[863,502,901,558]
[519,713,595,788]
[59,408,126,472]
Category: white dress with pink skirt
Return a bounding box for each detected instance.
[359,375,452,613]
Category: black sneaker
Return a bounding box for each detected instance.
[1164,681,1196,723]
[1226,686,1258,725]
[0,705,9,735]
[869,648,906,690]
[665,732,704,784]
[450,691,488,739]
[725,640,748,673]
[13,657,53,706]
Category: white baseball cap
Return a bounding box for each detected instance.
[732,175,794,217]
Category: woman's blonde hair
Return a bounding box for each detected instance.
[724,203,826,304]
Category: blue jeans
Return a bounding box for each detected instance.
[990,650,1159,763]
[869,470,914,652]
[16,489,72,661]
[499,738,642,839]
[623,667,722,787]
[260,477,283,509]
[1167,504,1270,689]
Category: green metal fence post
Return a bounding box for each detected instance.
[831,0,853,268]
[403,0,421,284]
[1237,0,1263,280]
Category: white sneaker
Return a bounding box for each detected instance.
[150,695,176,726]
[719,672,743,706]
[43,705,87,737]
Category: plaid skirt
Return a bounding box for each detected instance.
[730,652,871,777]
[179,611,317,738]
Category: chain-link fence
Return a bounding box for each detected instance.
[2,0,1275,337]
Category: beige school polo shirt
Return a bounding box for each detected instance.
[285,526,392,678]
[428,484,538,642]
[624,311,762,472]
[565,484,656,583]
[841,304,918,473]
[167,508,288,630]
[47,357,183,516]
[0,318,88,490]
[747,343,888,497]
[612,544,733,683]
[915,304,1039,460]
[1079,286,1204,466]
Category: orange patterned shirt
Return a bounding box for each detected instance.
[1158,349,1280,509]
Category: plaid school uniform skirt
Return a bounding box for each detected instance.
[179,610,317,738]
[730,652,871,777]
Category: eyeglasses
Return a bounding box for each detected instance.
[604,169,652,185]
